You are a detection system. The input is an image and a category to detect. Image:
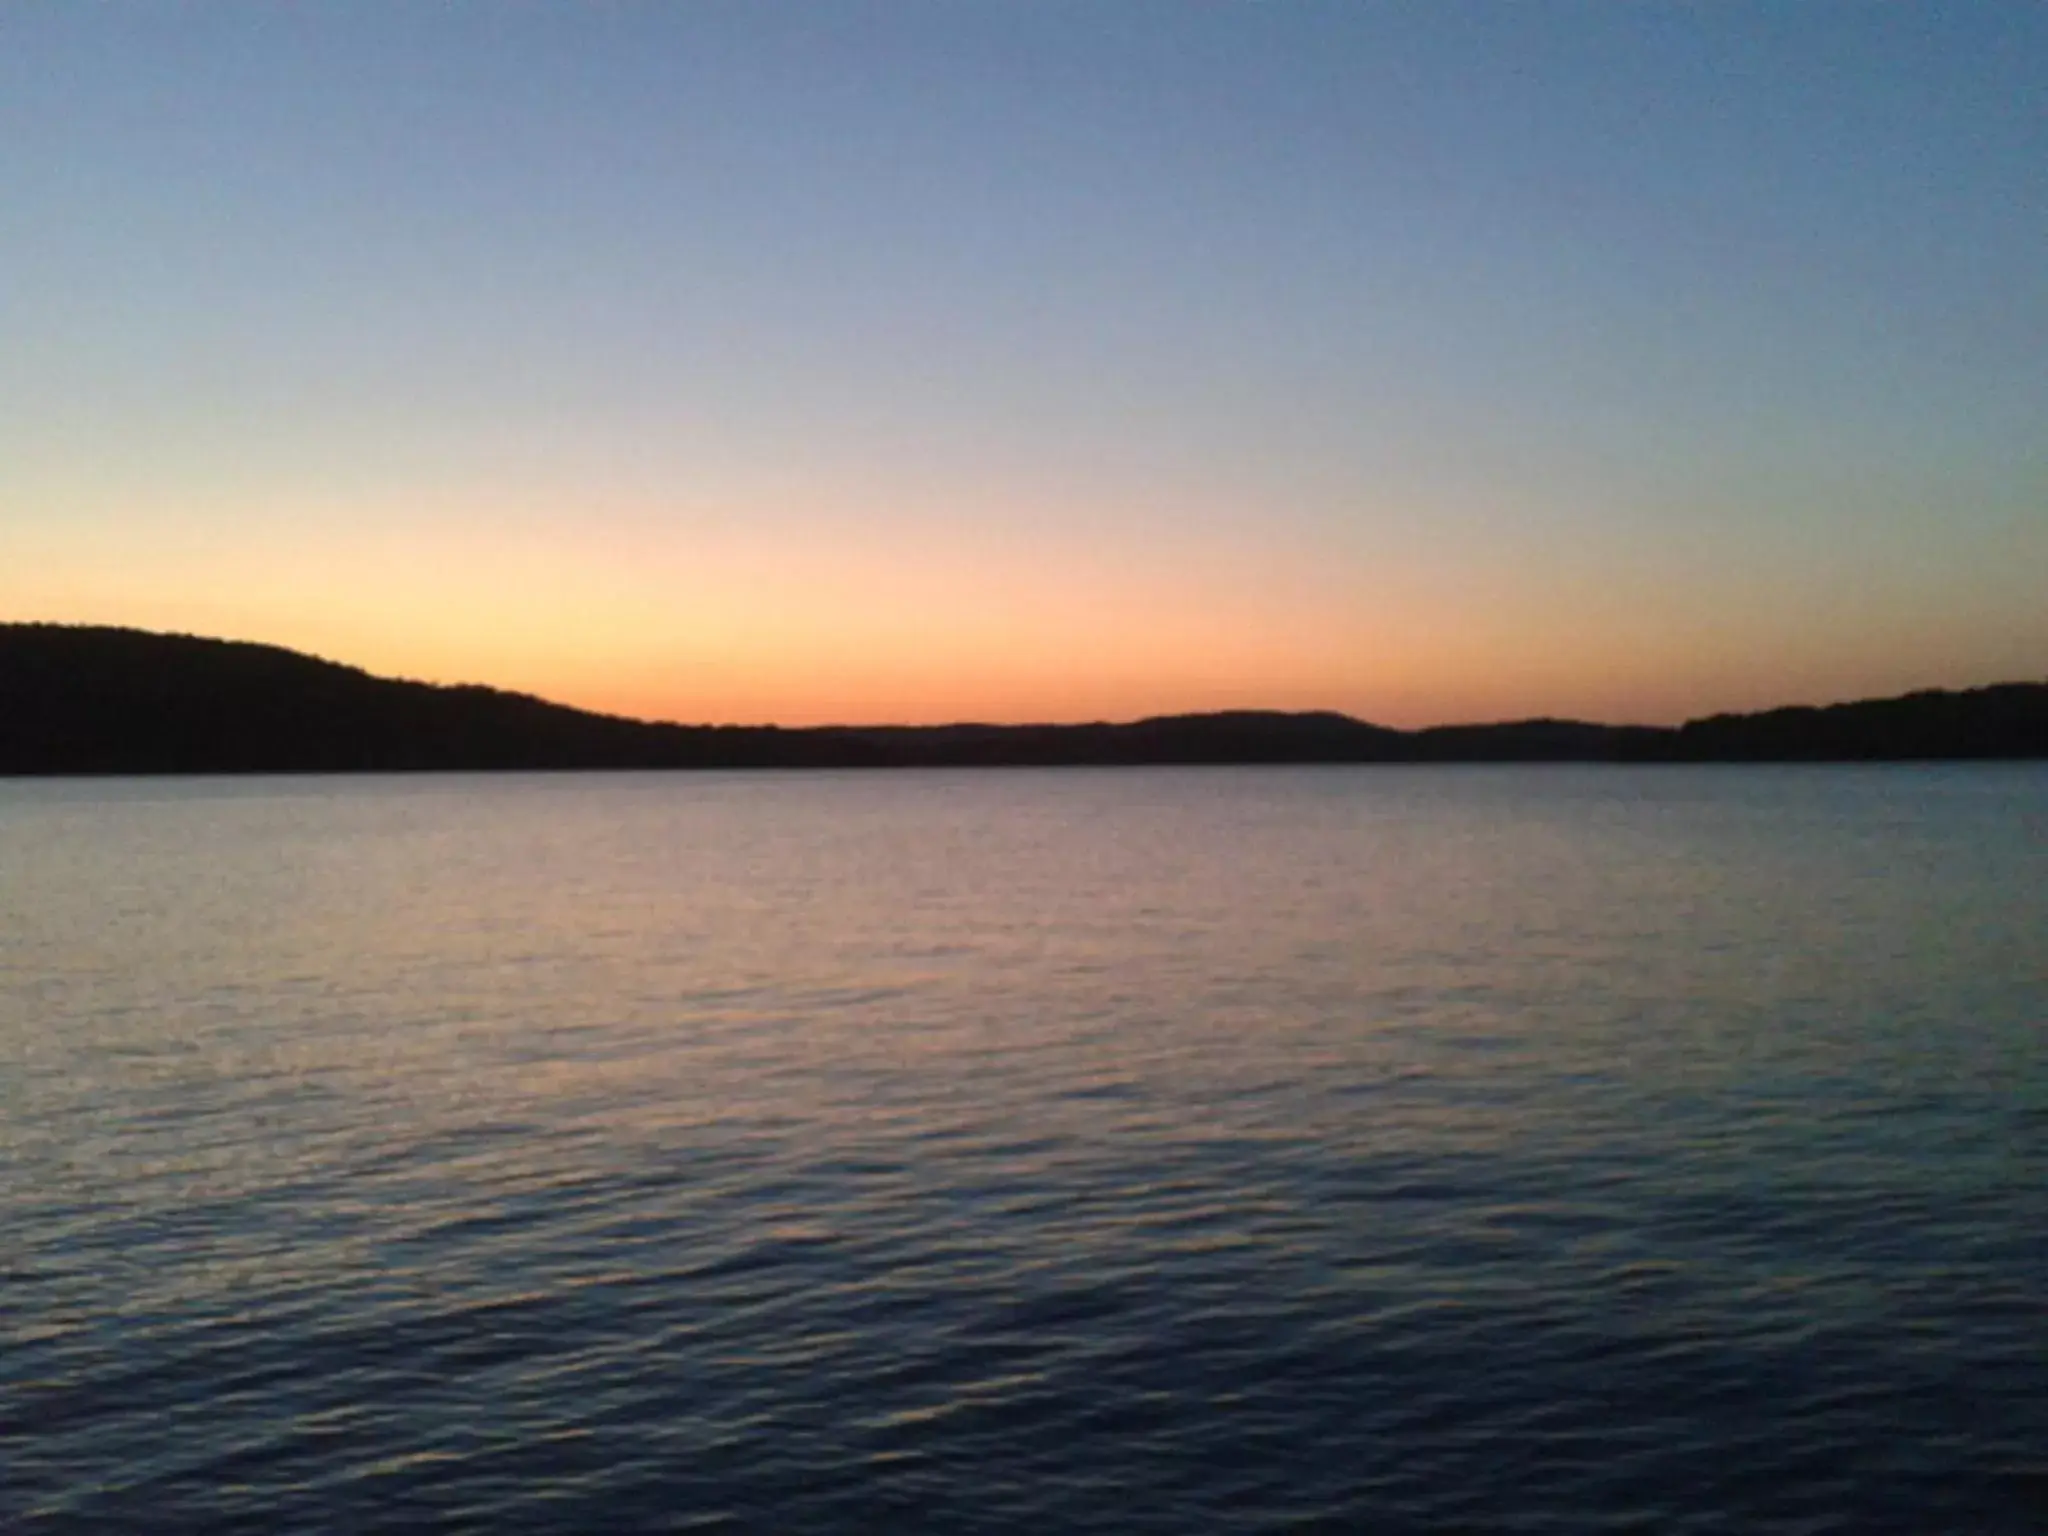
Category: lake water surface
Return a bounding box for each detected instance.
[4,767,2044,1532]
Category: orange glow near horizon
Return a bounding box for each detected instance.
[9,480,2039,732]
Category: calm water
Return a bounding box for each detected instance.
[4,767,2044,1533]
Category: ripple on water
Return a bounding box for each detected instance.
[4,767,2045,1533]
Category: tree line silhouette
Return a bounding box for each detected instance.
[2,624,2042,774]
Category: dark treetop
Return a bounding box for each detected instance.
[3,624,2044,774]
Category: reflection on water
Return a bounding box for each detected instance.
[4,767,2045,1532]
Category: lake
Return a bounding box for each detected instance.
[4,766,2044,1532]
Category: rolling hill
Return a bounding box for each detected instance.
[2,624,2042,774]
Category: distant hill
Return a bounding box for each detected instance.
[1,624,2043,773]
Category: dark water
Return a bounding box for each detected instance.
[4,766,2044,1533]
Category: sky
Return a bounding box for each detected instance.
[3,2,2042,728]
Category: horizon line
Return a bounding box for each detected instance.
[10,620,2045,740]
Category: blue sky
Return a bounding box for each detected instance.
[4,3,2042,724]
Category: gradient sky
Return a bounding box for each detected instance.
[4,3,2042,726]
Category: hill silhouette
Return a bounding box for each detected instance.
[1,624,2043,774]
